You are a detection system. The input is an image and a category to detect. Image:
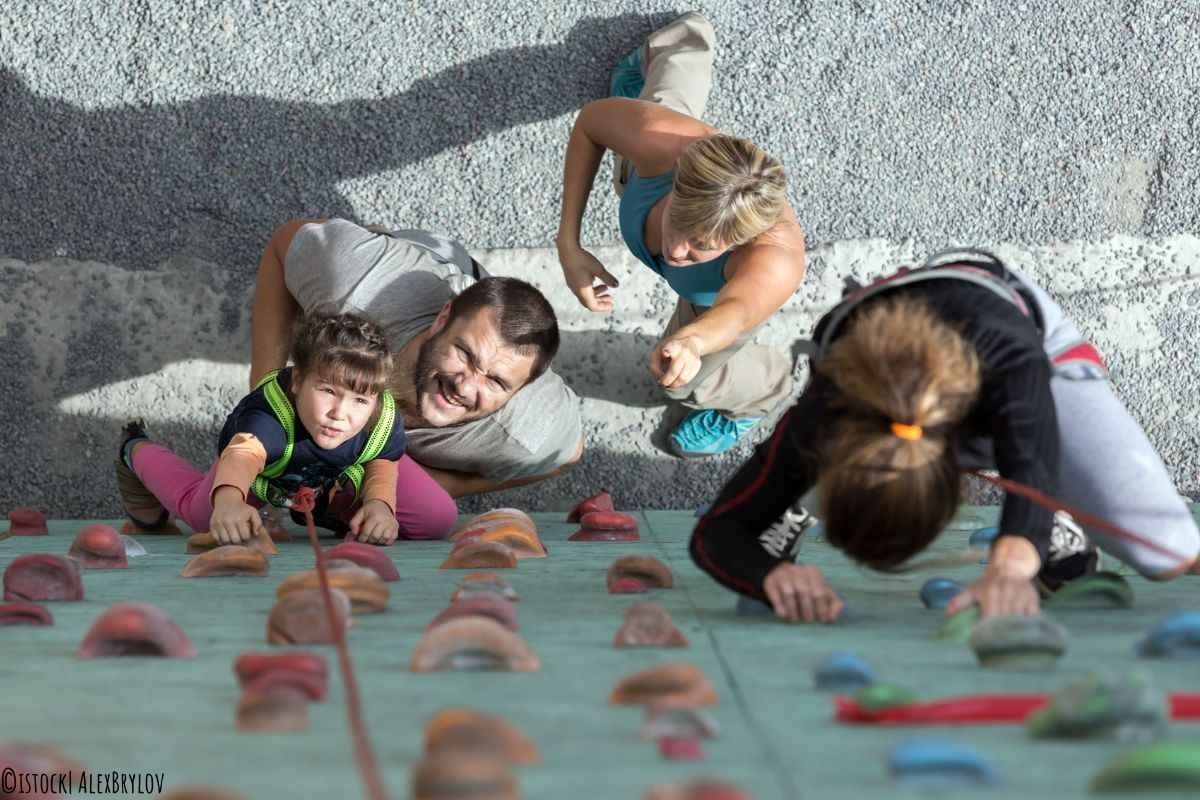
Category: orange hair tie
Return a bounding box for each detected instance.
[890,422,923,441]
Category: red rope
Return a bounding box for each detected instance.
[291,487,388,800]
[971,472,1197,570]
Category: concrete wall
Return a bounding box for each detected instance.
[3,2,1199,516]
[4,236,1197,516]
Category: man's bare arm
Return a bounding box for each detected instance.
[248,219,325,389]
[420,436,584,499]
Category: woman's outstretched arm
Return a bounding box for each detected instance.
[556,98,711,312]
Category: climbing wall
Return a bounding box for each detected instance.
[2,507,1198,799]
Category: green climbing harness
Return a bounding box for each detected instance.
[249,370,396,508]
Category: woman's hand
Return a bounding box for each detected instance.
[649,333,703,389]
[945,571,1040,618]
[349,499,399,545]
[209,486,265,545]
[558,245,619,312]
[946,535,1042,618]
[762,562,844,623]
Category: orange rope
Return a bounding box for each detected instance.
[291,487,388,800]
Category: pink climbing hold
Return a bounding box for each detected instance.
[6,506,48,536]
[234,651,329,701]
[77,602,196,658]
[323,541,401,582]
[68,524,128,569]
[3,554,84,602]
[658,737,705,761]
[0,601,54,626]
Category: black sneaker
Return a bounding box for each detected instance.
[757,501,818,562]
[1035,510,1098,597]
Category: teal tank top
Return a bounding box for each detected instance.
[618,169,730,307]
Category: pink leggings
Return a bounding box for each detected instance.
[130,443,457,540]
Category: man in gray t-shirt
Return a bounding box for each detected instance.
[249,218,583,499]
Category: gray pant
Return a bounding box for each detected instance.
[1017,270,1199,577]
[615,12,794,419]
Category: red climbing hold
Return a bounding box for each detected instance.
[3,553,84,602]
[68,524,128,569]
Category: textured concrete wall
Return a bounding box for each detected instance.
[3,1,1199,516]
[4,236,1197,517]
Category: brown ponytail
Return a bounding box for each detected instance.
[816,296,981,569]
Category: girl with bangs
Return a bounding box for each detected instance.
[115,309,408,545]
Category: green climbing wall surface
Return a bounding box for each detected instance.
[2,506,1198,800]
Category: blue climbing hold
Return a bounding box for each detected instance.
[920,577,965,610]
[1136,610,1200,659]
[736,595,773,617]
[969,525,1000,548]
[888,738,1002,788]
[813,652,876,692]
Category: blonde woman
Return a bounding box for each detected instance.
[555,11,807,457]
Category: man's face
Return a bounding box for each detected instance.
[413,307,537,427]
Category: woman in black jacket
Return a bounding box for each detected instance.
[690,250,1199,622]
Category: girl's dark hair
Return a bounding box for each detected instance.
[291,308,393,397]
[816,296,981,569]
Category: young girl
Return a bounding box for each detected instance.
[690,249,1199,622]
[115,310,406,545]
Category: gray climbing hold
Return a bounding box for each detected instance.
[920,577,964,610]
[969,614,1068,670]
[813,652,876,692]
[1026,672,1167,741]
[888,738,1002,788]
[1135,610,1200,659]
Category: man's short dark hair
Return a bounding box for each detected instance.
[447,277,560,382]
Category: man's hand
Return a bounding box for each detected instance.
[762,562,844,623]
[348,499,399,545]
[559,245,619,312]
[946,534,1042,618]
[649,333,703,389]
[209,486,265,545]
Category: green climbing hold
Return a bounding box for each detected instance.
[1046,571,1134,609]
[854,683,917,712]
[1089,742,1200,793]
[935,605,981,642]
[969,614,1067,670]
[1026,673,1166,740]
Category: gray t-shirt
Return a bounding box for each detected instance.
[284,218,582,482]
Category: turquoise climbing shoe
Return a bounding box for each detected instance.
[609,45,645,99]
[668,409,761,458]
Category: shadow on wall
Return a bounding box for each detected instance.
[0,13,675,279]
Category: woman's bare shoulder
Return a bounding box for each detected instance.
[581,98,716,175]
